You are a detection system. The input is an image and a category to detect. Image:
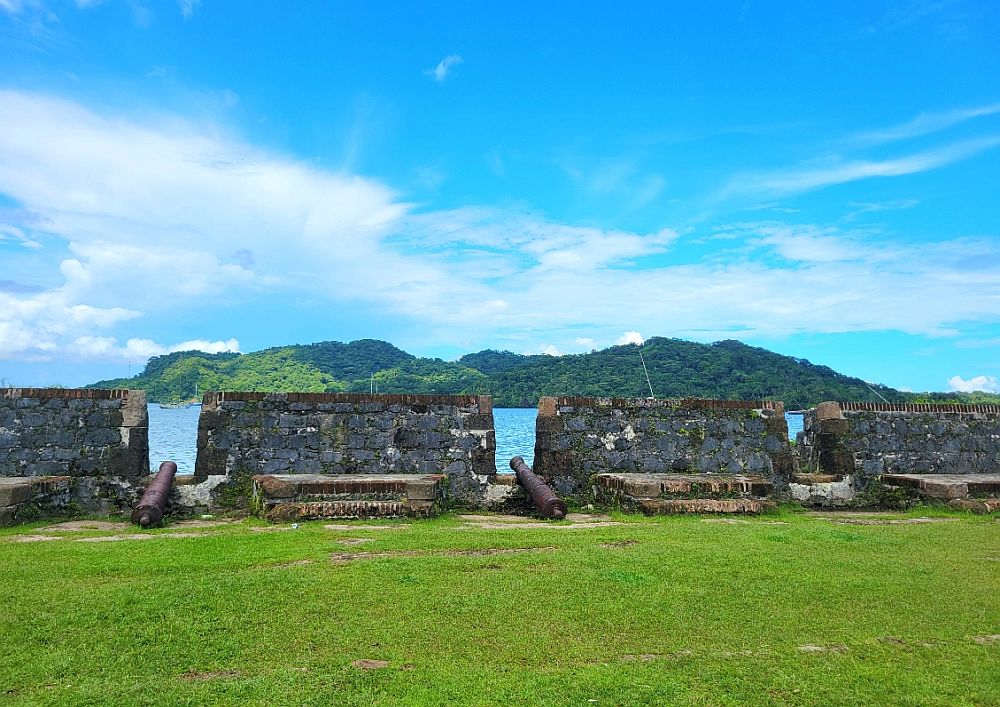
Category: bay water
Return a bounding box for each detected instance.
[147,404,802,475]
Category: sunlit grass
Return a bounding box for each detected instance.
[1,508,997,706]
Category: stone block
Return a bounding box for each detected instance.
[815,402,844,420]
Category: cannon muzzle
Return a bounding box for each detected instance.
[510,456,567,519]
[131,461,177,527]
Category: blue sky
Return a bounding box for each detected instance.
[1,0,998,394]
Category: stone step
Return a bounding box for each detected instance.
[594,473,773,500]
[265,499,430,522]
[881,473,1000,500]
[0,476,72,526]
[637,498,776,515]
[252,473,445,521]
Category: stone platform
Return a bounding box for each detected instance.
[593,473,775,515]
[251,473,446,521]
[0,476,72,526]
[881,473,1000,501]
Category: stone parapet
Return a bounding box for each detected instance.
[193,392,495,508]
[533,396,792,502]
[0,388,148,517]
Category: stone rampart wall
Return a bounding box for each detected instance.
[0,388,148,479]
[799,401,1000,478]
[533,396,792,499]
[193,392,496,507]
[0,388,149,515]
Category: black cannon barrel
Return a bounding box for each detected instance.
[131,461,177,527]
[510,456,567,520]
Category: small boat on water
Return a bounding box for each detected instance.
[158,383,200,409]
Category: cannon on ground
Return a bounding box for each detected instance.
[131,461,177,527]
[510,456,567,519]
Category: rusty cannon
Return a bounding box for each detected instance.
[510,456,567,520]
[131,461,177,527]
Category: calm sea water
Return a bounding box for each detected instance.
[147,404,802,475]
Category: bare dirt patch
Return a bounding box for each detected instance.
[41,520,128,532]
[458,513,622,530]
[337,538,375,546]
[970,634,1000,645]
[798,644,849,654]
[74,534,153,543]
[323,523,410,531]
[879,636,907,646]
[74,532,209,543]
[168,519,235,529]
[701,518,788,525]
[331,545,558,564]
[831,517,956,526]
[8,534,60,543]
[272,559,314,569]
[352,659,390,670]
[179,670,242,681]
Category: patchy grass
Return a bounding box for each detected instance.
[1,508,997,706]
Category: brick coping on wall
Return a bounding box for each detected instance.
[207,391,492,410]
[837,402,1000,414]
[538,396,784,416]
[1,388,130,401]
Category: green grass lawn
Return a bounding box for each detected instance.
[1,508,997,706]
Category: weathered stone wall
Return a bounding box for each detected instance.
[193,392,496,507]
[533,396,793,499]
[0,388,149,514]
[799,401,1000,481]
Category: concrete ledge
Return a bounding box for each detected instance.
[0,476,72,526]
[881,473,1000,499]
[637,498,775,515]
[267,500,410,521]
[252,473,447,521]
[594,473,773,499]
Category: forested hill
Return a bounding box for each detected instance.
[85,336,940,408]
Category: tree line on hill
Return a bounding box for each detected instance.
[87,337,998,408]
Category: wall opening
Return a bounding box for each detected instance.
[147,401,199,475]
[493,406,536,473]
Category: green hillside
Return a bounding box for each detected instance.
[84,336,951,408]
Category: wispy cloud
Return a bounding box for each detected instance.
[850,104,1000,147]
[843,198,919,221]
[177,0,198,20]
[719,136,1000,199]
[424,54,462,83]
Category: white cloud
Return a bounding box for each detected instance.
[851,104,1000,147]
[69,336,239,361]
[574,337,596,350]
[424,55,462,83]
[2,90,999,368]
[616,331,644,346]
[178,0,198,19]
[720,137,1000,199]
[0,90,409,361]
[947,375,999,393]
[539,344,561,356]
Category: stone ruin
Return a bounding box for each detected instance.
[1,388,998,525]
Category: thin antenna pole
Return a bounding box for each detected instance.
[866,384,889,403]
[639,345,655,398]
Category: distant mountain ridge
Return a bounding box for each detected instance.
[88,337,996,407]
